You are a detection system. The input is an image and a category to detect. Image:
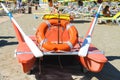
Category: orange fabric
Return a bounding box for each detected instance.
[45,26,70,42]
[16,37,36,73]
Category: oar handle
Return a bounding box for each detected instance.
[1,3,13,19]
[88,4,102,36]
[1,3,9,13]
[96,4,102,15]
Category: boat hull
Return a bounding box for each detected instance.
[17,54,36,73]
[78,43,107,72]
[16,36,37,73]
[15,31,107,73]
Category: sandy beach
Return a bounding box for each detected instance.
[0,6,120,80]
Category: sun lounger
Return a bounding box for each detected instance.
[116,17,120,26]
[98,11,120,23]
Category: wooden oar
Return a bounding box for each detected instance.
[78,4,102,57]
[1,3,43,58]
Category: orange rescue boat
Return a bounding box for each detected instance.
[15,19,107,73]
[2,2,107,74]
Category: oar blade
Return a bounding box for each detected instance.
[78,36,91,57]
[11,20,43,57]
[24,36,43,57]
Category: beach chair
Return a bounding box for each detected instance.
[98,11,120,23]
[0,8,3,15]
[116,17,120,26]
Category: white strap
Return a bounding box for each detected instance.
[39,39,47,48]
[66,41,73,49]
[66,23,73,30]
[45,21,51,29]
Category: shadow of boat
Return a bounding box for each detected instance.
[30,56,120,80]
[70,20,91,24]
[32,56,84,80]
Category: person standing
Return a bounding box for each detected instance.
[16,0,22,13]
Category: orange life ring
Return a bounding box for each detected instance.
[36,19,78,51]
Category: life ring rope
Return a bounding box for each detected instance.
[66,41,73,49]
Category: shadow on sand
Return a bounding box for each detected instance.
[31,56,83,80]
[0,36,18,47]
[27,55,120,80]
[70,20,91,24]
[30,56,120,80]
[0,36,15,39]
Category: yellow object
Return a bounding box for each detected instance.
[42,0,48,2]
[42,14,71,21]
[98,12,120,23]
[98,12,120,20]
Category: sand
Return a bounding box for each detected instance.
[0,7,120,80]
